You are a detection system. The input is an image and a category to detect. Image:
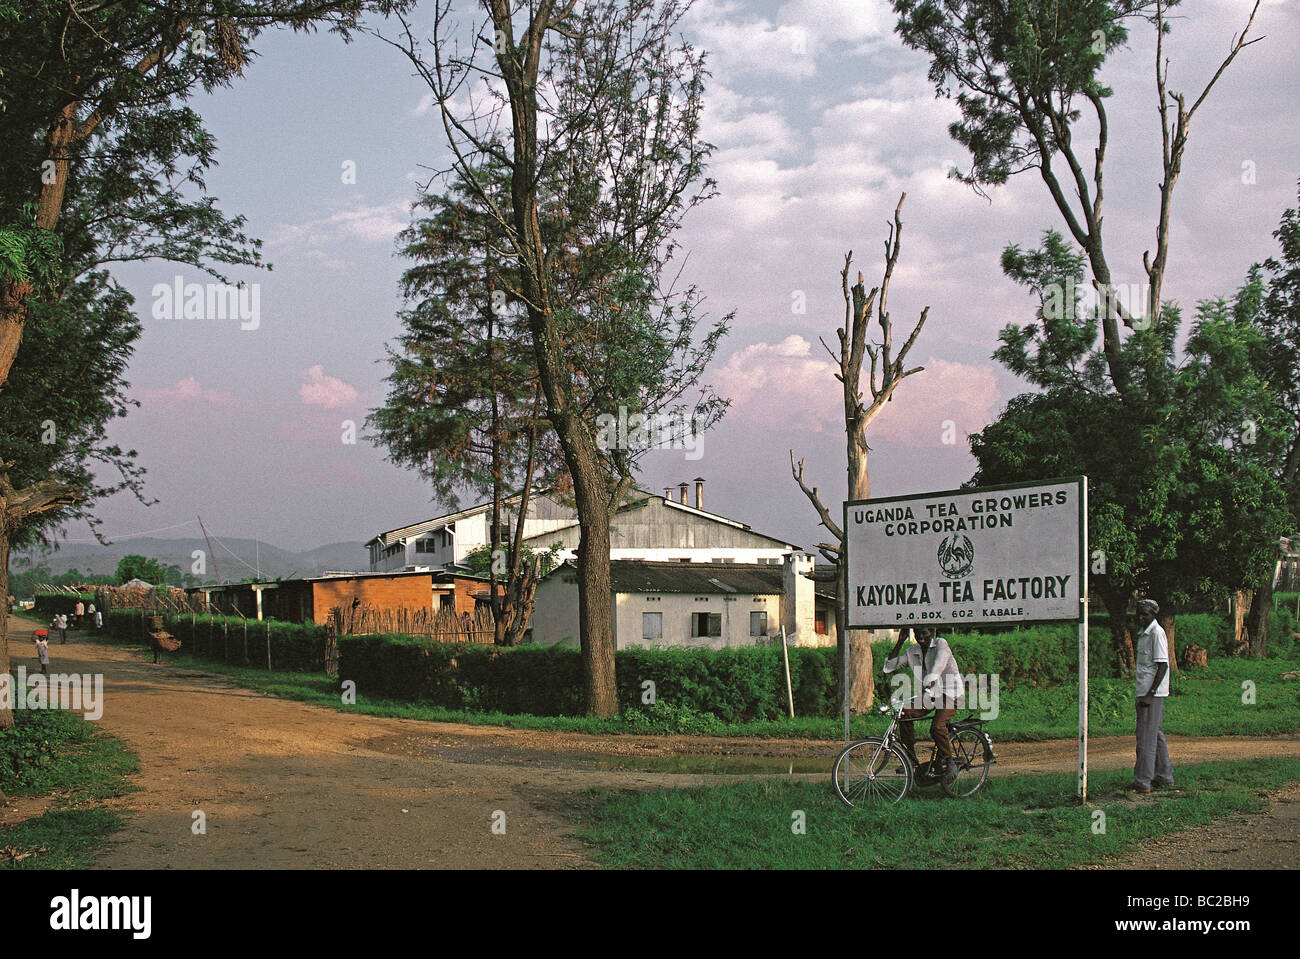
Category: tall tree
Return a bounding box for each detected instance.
[369,159,559,646]
[374,0,729,714]
[790,193,930,717]
[0,0,413,735]
[893,0,1263,661]
[893,0,1260,396]
[971,233,1290,667]
[1240,182,1300,653]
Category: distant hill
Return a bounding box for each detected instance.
[13,536,369,581]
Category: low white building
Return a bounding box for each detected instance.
[529,553,838,649]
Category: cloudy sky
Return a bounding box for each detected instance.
[54,0,1299,564]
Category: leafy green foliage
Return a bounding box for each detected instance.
[892,0,1156,193]
[105,610,328,672]
[462,542,562,580]
[971,232,1291,616]
[114,555,167,586]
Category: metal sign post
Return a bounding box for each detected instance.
[1079,480,1089,802]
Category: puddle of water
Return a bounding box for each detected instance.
[416,741,829,775]
[590,755,828,775]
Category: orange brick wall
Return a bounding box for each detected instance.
[310,575,432,625]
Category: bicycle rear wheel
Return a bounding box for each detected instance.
[833,738,912,806]
[941,728,992,798]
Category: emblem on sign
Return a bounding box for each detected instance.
[937,534,974,579]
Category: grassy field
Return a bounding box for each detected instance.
[0,707,138,869]
[570,757,1300,869]
[90,633,1300,741]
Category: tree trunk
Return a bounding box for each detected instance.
[0,532,11,733]
[573,473,617,716]
[1246,575,1273,658]
[1232,589,1251,650]
[848,632,875,714]
[1157,611,1177,673]
[1098,582,1135,674]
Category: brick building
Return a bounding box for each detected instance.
[191,569,497,625]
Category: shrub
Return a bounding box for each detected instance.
[33,592,96,617]
[105,609,328,672]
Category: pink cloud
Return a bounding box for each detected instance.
[713,337,998,446]
[298,365,359,409]
[137,376,231,406]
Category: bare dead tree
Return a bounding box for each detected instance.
[791,192,930,715]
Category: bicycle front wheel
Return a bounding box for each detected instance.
[942,728,992,798]
[833,738,912,807]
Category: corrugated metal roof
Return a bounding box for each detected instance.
[590,559,785,595]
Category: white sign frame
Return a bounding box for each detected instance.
[842,476,1090,801]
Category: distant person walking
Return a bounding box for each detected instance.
[55,612,68,644]
[33,630,50,677]
[74,599,85,627]
[94,609,103,631]
[1132,598,1174,793]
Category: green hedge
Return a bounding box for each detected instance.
[104,604,1297,721]
[105,610,328,672]
[33,593,96,616]
[337,640,835,721]
[336,626,1120,720]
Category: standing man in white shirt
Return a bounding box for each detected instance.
[1132,598,1174,793]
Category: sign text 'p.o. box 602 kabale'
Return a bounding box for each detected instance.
[844,477,1086,629]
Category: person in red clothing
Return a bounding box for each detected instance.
[33,629,50,677]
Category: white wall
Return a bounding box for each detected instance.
[529,572,581,647]
[616,592,781,650]
[453,516,487,565]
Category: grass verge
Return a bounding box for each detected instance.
[570,757,1300,869]
[0,706,138,869]
[85,632,1300,742]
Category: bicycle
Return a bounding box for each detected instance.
[832,697,996,806]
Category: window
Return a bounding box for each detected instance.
[692,612,722,637]
[815,610,828,635]
[415,538,433,553]
[750,611,767,637]
[642,612,662,640]
[439,593,454,609]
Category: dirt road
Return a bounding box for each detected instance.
[5,614,1300,869]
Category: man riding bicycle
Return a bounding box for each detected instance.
[882,627,964,784]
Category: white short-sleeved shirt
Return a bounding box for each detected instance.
[1135,619,1170,698]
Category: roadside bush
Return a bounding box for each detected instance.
[1175,613,1233,658]
[621,701,725,735]
[32,592,96,617]
[0,710,84,791]
[339,641,832,721]
[105,609,328,672]
[103,604,1274,720]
